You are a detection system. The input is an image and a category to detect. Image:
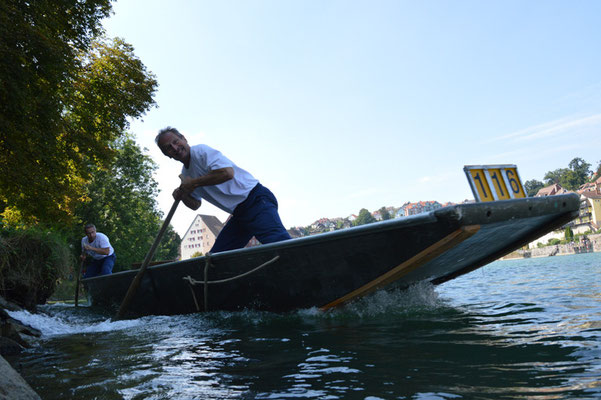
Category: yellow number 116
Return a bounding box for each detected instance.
[464,165,526,202]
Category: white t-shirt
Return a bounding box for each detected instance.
[181,144,259,214]
[81,232,115,260]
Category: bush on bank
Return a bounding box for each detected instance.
[535,229,599,248]
[0,227,73,310]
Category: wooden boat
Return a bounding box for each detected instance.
[83,193,580,318]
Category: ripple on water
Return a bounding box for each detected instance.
[6,253,601,399]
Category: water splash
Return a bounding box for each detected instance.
[6,282,447,339]
[318,281,447,319]
[6,306,144,337]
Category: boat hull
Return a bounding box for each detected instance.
[83,194,580,317]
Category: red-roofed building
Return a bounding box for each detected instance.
[535,183,569,197]
[399,200,442,216]
[578,175,601,196]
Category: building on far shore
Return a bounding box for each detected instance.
[399,200,442,217]
[529,180,601,248]
[574,191,601,233]
[574,176,601,234]
[534,183,570,197]
[180,214,223,260]
[181,214,301,258]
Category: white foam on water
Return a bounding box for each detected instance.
[4,281,446,338]
[354,281,444,314]
[6,308,144,337]
[297,281,446,320]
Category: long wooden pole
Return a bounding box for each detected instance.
[114,199,180,320]
[74,259,84,307]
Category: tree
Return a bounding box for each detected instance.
[353,208,376,226]
[378,206,392,221]
[156,226,181,262]
[1,0,157,226]
[73,135,180,271]
[566,157,591,189]
[544,168,570,186]
[0,0,112,224]
[543,158,591,191]
[564,226,574,241]
[524,179,545,197]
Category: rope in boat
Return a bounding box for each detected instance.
[182,254,280,312]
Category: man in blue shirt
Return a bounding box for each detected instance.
[155,126,291,253]
[81,224,116,278]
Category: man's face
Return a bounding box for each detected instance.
[85,227,97,243]
[159,131,190,162]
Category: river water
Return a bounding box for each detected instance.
[6,252,601,399]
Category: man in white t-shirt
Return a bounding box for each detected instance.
[155,127,291,253]
[81,224,116,278]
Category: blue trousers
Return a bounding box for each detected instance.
[210,183,291,253]
[83,254,115,278]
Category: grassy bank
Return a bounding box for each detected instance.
[0,227,73,310]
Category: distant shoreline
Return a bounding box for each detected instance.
[501,233,600,260]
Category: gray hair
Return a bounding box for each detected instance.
[84,224,96,232]
[155,127,184,146]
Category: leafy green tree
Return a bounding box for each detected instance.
[378,206,392,221]
[156,227,181,262]
[564,226,574,241]
[566,158,591,189]
[73,135,180,271]
[1,0,157,226]
[524,179,545,197]
[296,227,310,236]
[543,158,591,191]
[353,208,376,226]
[62,38,157,169]
[0,0,112,224]
[544,168,570,186]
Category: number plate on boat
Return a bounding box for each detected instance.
[464,165,527,202]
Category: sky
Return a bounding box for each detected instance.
[102,0,601,237]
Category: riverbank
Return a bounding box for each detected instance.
[0,296,42,399]
[0,227,72,398]
[501,233,601,259]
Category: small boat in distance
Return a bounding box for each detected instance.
[83,193,580,318]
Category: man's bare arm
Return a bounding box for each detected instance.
[173,189,202,210]
[173,167,234,210]
[83,245,111,255]
[180,167,234,193]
